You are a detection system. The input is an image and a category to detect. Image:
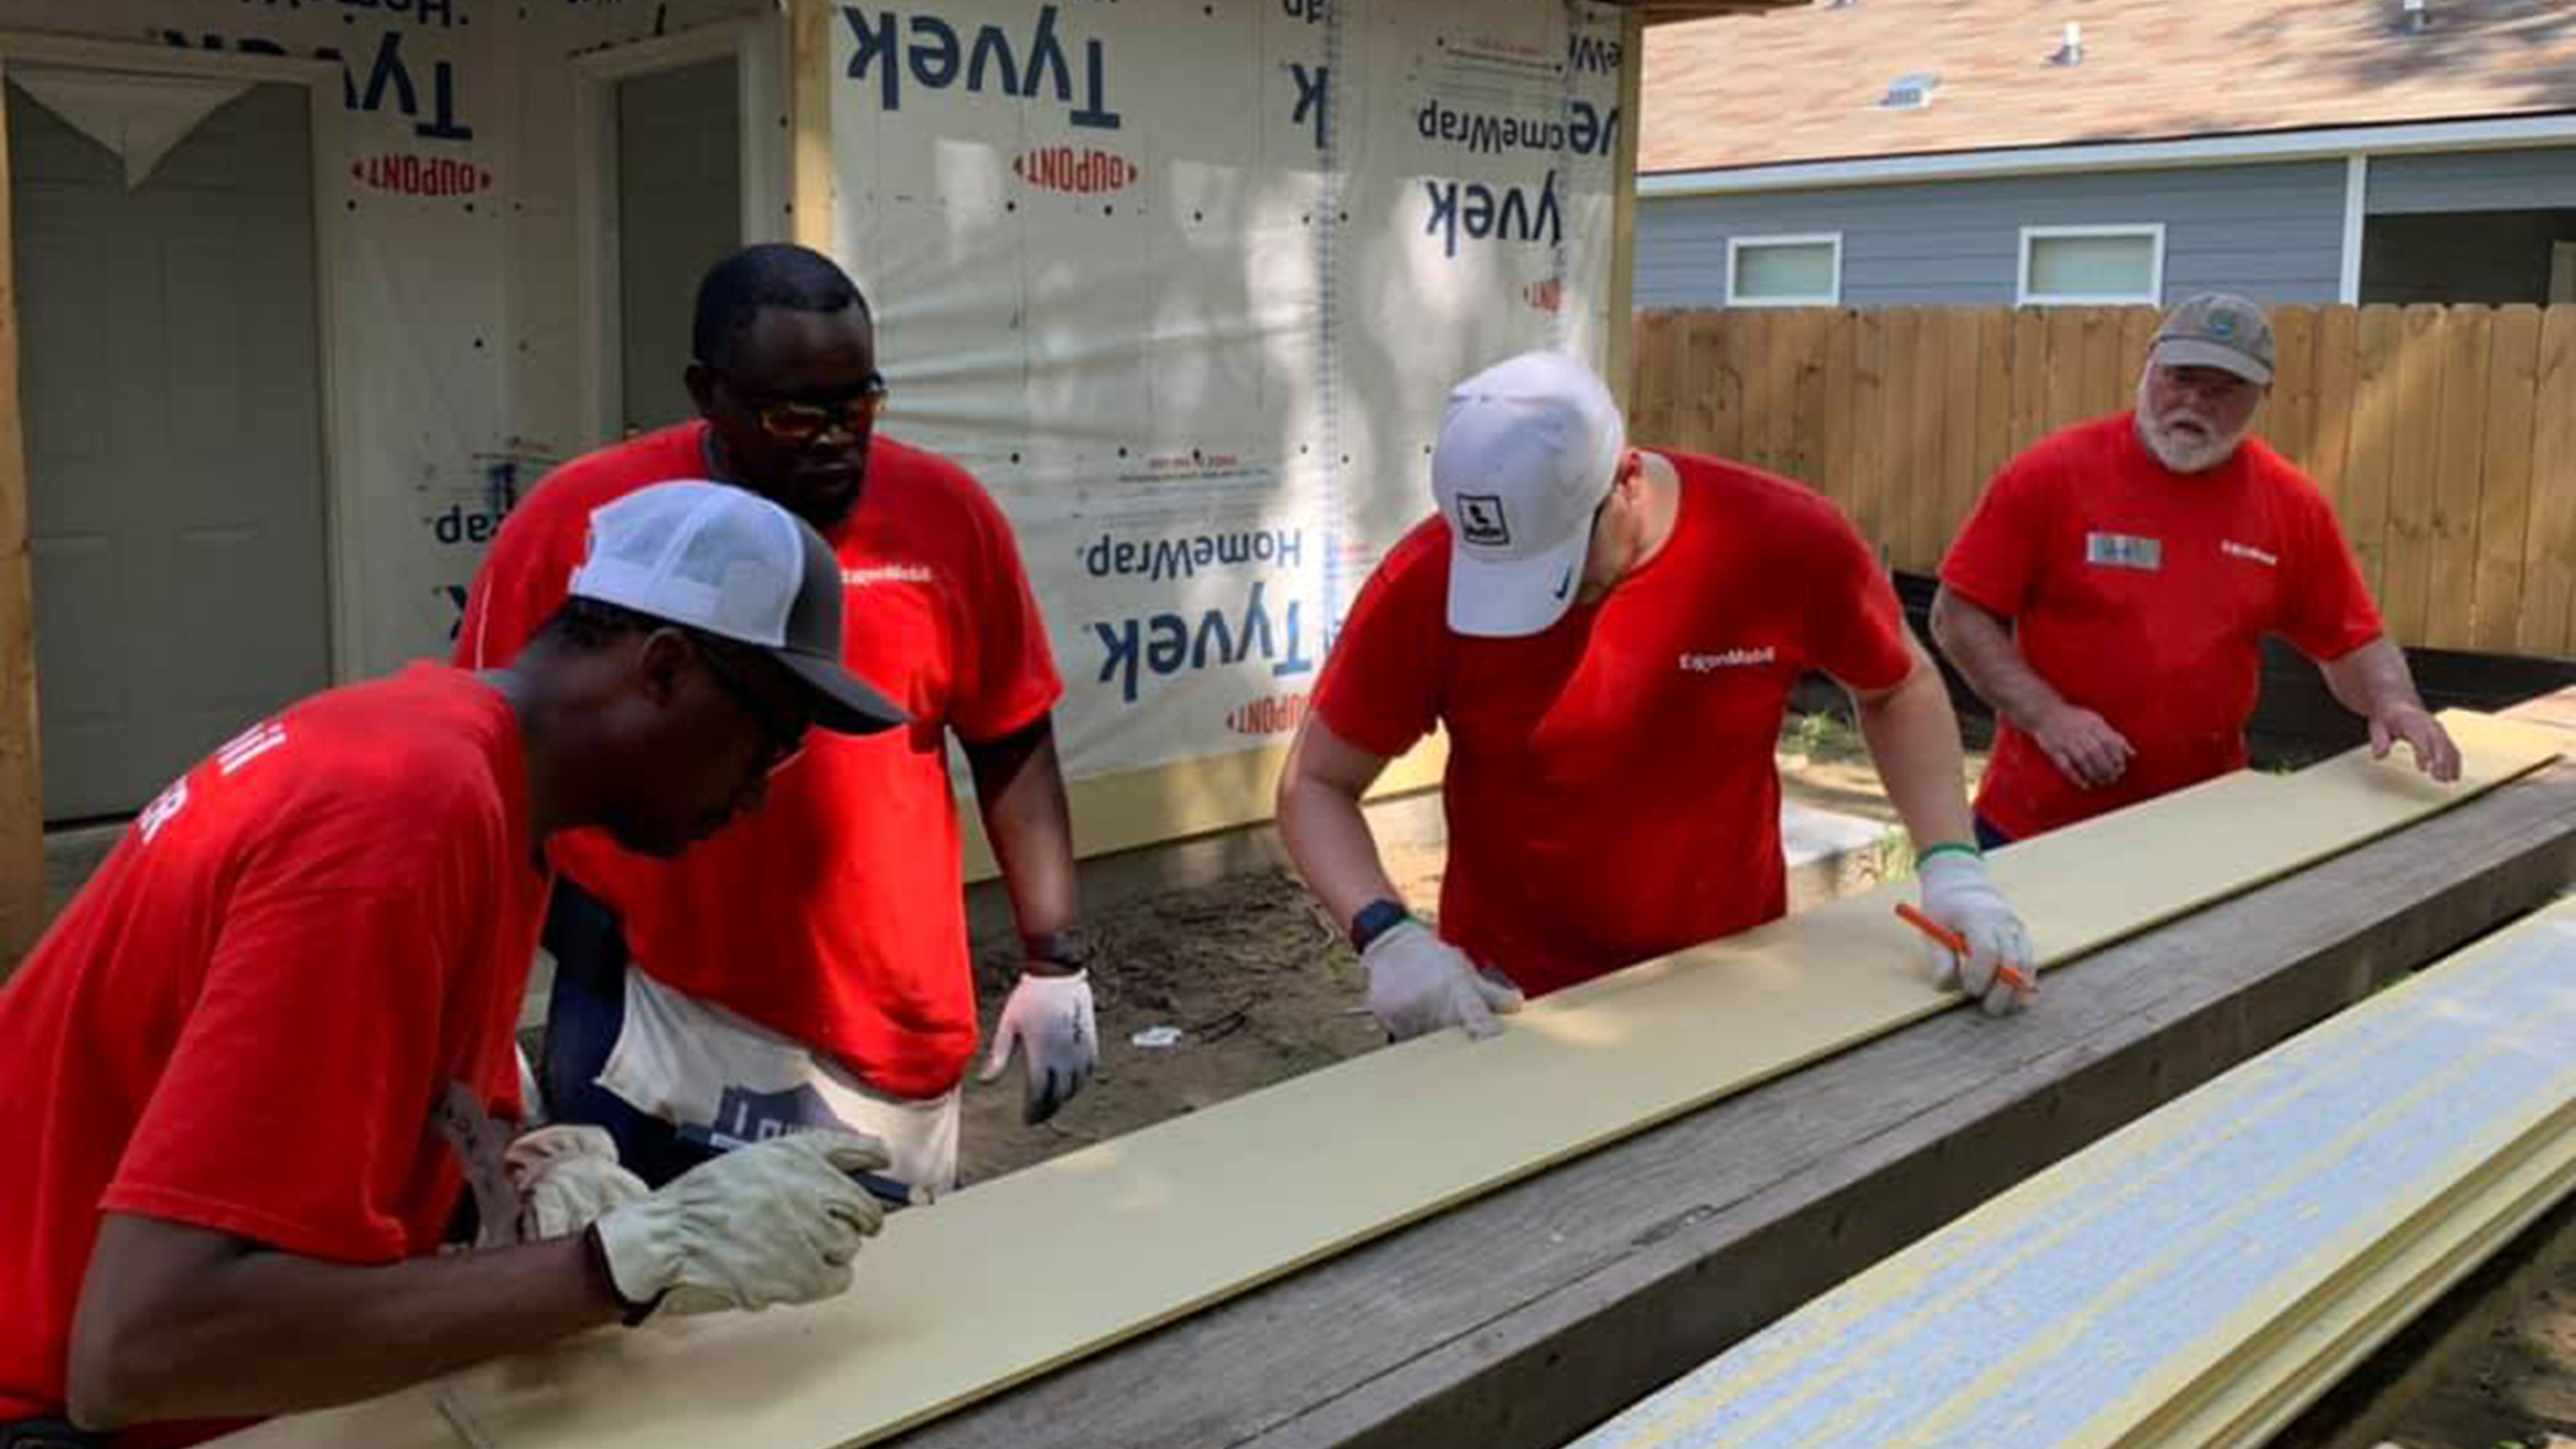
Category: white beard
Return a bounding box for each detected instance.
[2135,377,2250,474]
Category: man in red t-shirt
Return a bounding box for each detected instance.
[1931,293,2460,846]
[0,483,905,1447]
[458,245,1085,1191]
[1278,352,2038,1038]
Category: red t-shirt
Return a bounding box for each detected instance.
[455,423,1063,1098]
[0,665,545,1446]
[1315,451,1915,996]
[1941,413,2385,839]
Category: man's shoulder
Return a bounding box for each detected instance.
[509,425,708,537]
[1665,450,1857,544]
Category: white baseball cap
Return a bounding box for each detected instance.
[1432,351,1626,638]
[568,480,907,734]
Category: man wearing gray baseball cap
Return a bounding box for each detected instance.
[1933,292,2458,848]
[1277,352,2038,1042]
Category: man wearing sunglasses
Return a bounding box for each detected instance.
[1279,352,2038,1040]
[0,483,908,1448]
[458,244,1086,1194]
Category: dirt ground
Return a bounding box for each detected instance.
[953,708,2576,1449]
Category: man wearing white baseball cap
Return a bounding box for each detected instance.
[0,482,907,1445]
[1933,292,2459,848]
[1279,352,2035,1040]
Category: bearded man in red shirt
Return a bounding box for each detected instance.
[1931,292,2459,849]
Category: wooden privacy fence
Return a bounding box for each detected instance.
[1627,304,2576,658]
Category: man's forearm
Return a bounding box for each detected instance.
[72,1219,619,1428]
[2319,636,2424,719]
[1855,650,1978,852]
[966,717,1082,951]
[1928,589,2068,732]
[1277,777,1405,933]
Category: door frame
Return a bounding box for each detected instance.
[0,31,361,683]
[572,19,787,448]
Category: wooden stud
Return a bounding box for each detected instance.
[0,70,38,970]
[1604,9,1645,411]
[788,0,835,253]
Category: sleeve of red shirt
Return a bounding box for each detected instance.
[1939,446,2059,619]
[1311,533,1445,759]
[946,475,1064,743]
[2279,479,2387,662]
[453,489,580,672]
[1801,498,1915,693]
[104,863,470,1264]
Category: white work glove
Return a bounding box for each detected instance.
[592,1130,888,1319]
[1915,851,2038,1017]
[507,1124,648,1241]
[978,970,1097,1125]
[1363,920,1523,1041]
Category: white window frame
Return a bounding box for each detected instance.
[2017,223,2166,306]
[1724,232,1843,307]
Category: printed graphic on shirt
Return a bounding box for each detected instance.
[2221,539,2279,567]
[2085,532,2164,571]
[1679,647,1778,673]
[843,564,936,588]
[709,1082,852,1142]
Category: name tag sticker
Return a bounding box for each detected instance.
[2085,532,2163,571]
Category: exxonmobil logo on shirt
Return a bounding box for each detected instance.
[2221,539,2279,567]
[843,564,934,588]
[1013,146,1138,194]
[1679,647,1776,674]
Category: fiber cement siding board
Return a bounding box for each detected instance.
[2368,148,2576,215]
[1637,161,2347,308]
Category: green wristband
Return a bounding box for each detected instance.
[1914,841,1984,868]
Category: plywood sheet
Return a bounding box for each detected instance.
[216,714,2563,1449]
[1571,895,2576,1449]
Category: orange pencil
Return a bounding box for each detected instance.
[1896,902,2037,996]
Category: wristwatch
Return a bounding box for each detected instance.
[1348,898,1413,954]
[1021,924,1097,972]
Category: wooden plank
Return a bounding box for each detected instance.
[1816,309,1859,523]
[1901,308,1947,572]
[2010,307,2049,463]
[2521,307,2576,657]
[2343,307,2406,602]
[1784,309,1832,485]
[2043,307,2090,435]
[1629,309,1679,448]
[2428,307,2495,649]
[2114,304,2158,411]
[2381,305,2450,644]
[2472,306,2541,654]
[1573,894,2576,1449]
[2267,305,2319,474]
[1700,309,1744,459]
[2306,305,2363,523]
[787,0,835,251]
[1935,310,1982,559]
[1848,309,1892,559]
[216,720,2567,1449]
[1681,309,1727,457]
[0,66,38,970]
[1970,309,2014,544]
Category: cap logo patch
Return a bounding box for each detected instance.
[1457,494,1512,547]
[2209,313,2238,339]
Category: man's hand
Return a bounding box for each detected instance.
[1915,852,2037,1017]
[1363,921,1523,1041]
[978,970,1097,1125]
[2030,703,2134,790]
[2370,702,2462,783]
[592,1131,888,1319]
[505,1124,648,1241]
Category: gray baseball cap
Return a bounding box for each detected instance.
[2150,292,2275,386]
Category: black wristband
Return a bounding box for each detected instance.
[1021,924,1097,971]
[1348,898,1412,954]
[583,1222,660,1327]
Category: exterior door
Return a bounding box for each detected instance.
[616,56,741,435]
[10,78,329,820]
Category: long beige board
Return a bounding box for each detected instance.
[217,713,2563,1449]
[1569,895,2576,1449]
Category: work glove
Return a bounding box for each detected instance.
[507,1123,648,1241]
[1363,920,1523,1041]
[592,1130,888,1319]
[979,970,1097,1125]
[1915,851,2038,1017]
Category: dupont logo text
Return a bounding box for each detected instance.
[1014,146,1138,194]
